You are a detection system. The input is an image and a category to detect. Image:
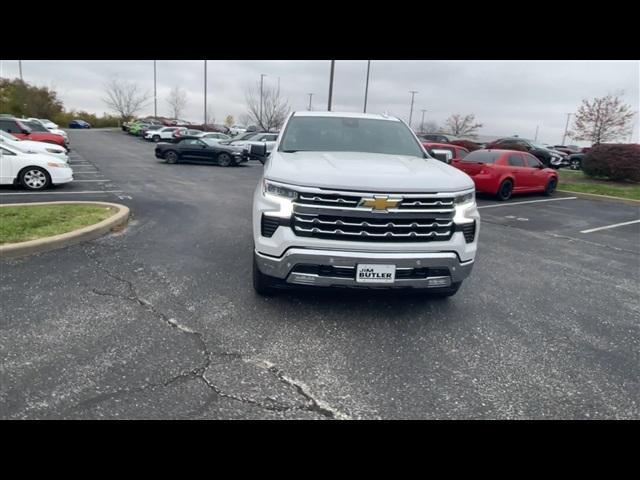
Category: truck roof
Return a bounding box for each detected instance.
[292,111,401,122]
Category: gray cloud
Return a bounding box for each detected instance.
[1,60,638,144]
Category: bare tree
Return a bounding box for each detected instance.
[569,92,635,144]
[239,113,251,127]
[244,82,290,131]
[445,114,483,138]
[102,79,151,121]
[166,86,187,120]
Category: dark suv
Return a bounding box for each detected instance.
[486,137,566,168]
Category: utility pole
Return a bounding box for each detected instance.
[420,109,427,134]
[327,60,335,111]
[534,125,539,142]
[363,60,371,113]
[260,73,267,129]
[561,113,572,145]
[153,60,157,118]
[307,93,314,111]
[18,60,23,81]
[204,60,207,127]
[277,77,280,96]
[408,91,418,129]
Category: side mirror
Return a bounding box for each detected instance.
[250,143,267,158]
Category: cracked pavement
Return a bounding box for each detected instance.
[1,129,639,419]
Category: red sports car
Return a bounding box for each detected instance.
[422,142,469,164]
[452,149,558,201]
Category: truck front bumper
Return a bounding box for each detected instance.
[255,248,474,288]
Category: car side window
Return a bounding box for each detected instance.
[508,154,524,166]
[0,120,19,133]
[1,147,16,155]
[524,154,541,168]
[457,149,468,159]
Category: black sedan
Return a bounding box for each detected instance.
[154,137,248,166]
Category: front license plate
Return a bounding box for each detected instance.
[356,264,396,284]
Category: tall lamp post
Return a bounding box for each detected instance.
[204,60,208,127]
[260,73,267,128]
[408,90,418,129]
[363,60,371,113]
[153,60,157,118]
[307,93,314,111]
[327,60,335,111]
[420,109,427,134]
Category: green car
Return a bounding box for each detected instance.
[128,122,151,136]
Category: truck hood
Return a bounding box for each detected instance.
[264,151,474,193]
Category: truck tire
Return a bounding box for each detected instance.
[253,255,277,296]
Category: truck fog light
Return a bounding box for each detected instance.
[427,277,451,287]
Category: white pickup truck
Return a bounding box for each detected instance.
[251,111,480,297]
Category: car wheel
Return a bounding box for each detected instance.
[217,153,232,167]
[497,179,513,201]
[20,167,51,190]
[570,159,581,170]
[544,177,558,196]
[428,281,462,298]
[164,151,179,164]
[153,135,161,142]
[253,254,276,296]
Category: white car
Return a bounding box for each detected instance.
[229,124,247,136]
[0,130,69,163]
[0,143,73,190]
[198,132,231,142]
[23,119,69,144]
[145,126,185,142]
[38,118,59,129]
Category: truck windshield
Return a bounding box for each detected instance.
[279,116,424,157]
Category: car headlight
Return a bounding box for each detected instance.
[454,191,475,206]
[47,162,67,168]
[46,148,62,154]
[263,179,298,200]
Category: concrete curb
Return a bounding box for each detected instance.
[0,201,130,260]
[557,189,640,206]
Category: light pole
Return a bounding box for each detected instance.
[260,73,267,128]
[561,113,572,145]
[363,60,371,113]
[327,60,335,111]
[408,91,418,129]
[307,93,314,111]
[18,60,23,81]
[420,109,427,134]
[534,124,539,142]
[204,60,207,127]
[153,60,157,118]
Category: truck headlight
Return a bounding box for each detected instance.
[263,179,298,200]
[454,191,475,206]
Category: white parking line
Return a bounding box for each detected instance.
[580,219,640,234]
[72,179,110,182]
[0,190,123,196]
[477,197,577,209]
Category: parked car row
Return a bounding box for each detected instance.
[0,116,69,150]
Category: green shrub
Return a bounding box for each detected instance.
[582,144,640,182]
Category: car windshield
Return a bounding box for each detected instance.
[24,121,48,132]
[462,150,501,163]
[279,116,424,156]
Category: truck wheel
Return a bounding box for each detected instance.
[428,282,461,298]
[497,179,513,201]
[253,255,276,296]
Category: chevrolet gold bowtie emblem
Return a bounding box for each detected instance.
[359,196,401,211]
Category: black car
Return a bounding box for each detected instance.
[154,137,248,166]
[567,153,585,170]
[488,137,566,168]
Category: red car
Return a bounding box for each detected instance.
[452,149,558,201]
[0,117,67,149]
[422,142,469,164]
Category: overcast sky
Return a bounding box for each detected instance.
[1,60,638,144]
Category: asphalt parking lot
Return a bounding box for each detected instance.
[1,128,638,419]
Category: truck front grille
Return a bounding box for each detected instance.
[292,212,454,242]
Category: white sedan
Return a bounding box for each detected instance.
[0,130,69,163]
[0,143,73,190]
